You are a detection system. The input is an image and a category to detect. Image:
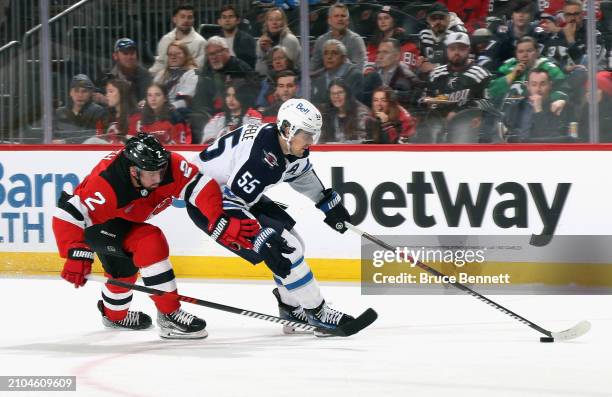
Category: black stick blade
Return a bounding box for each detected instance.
[335,308,378,337]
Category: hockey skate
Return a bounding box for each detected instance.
[157,308,208,339]
[97,300,152,330]
[304,300,355,337]
[272,288,311,334]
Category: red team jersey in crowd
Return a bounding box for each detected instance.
[52,150,223,257]
[95,113,141,144]
[367,41,421,71]
[129,113,193,145]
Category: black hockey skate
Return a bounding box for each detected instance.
[157,308,208,339]
[304,300,355,337]
[97,300,152,330]
[272,288,311,334]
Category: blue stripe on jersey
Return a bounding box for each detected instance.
[291,256,304,269]
[284,271,314,290]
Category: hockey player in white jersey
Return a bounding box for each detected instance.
[187,98,355,335]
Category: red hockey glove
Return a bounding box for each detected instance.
[209,215,260,250]
[61,246,94,288]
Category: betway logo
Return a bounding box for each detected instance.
[331,168,570,246]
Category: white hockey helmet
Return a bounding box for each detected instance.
[276,98,323,144]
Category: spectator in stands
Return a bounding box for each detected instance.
[94,38,151,104]
[311,3,367,72]
[255,7,301,77]
[471,28,502,73]
[201,81,263,144]
[363,38,424,110]
[311,39,364,105]
[54,74,106,143]
[368,85,416,143]
[217,5,257,69]
[149,4,207,74]
[89,79,139,144]
[539,13,561,37]
[320,78,371,143]
[366,6,420,72]
[541,0,607,76]
[256,46,298,110]
[131,83,192,144]
[424,32,493,136]
[438,0,489,33]
[492,0,542,63]
[152,42,198,110]
[489,36,568,111]
[418,2,467,75]
[503,69,570,141]
[260,70,300,123]
[191,36,258,141]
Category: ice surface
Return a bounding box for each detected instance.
[0,277,610,397]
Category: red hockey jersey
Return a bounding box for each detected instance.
[52,150,223,257]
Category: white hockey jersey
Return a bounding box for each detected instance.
[191,123,325,209]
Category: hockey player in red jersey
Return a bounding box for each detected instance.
[52,133,259,339]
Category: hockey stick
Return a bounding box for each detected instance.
[346,223,591,342]
[86,275,376,337]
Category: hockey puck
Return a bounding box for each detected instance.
[540,337,555,343]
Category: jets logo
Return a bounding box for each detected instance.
[262,150,279,169]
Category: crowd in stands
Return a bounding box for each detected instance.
[52,0,612,144]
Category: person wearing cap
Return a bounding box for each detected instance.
[149,4,207,74]
[425,31,493,140]
[471,28,502,72]
[418,2,467,75]
[54,74,106,143]
[94,38,152,105]
[310,3,367,73]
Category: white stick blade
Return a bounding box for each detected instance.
[550,320,592,341]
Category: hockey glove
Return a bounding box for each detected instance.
[315,189,351,234]
[253,228,296,278]
[61,246,94,288]
[209,214,260,250]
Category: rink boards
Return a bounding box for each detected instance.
[1,144,612,286]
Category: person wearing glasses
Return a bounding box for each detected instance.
[541,0,608,73]
[190,36,259,141]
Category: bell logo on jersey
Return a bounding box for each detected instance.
[262,150,279,169]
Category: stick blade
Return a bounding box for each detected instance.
[550,320,592,341]
[333,308,378,337]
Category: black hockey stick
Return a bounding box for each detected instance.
[347,223,591,342]
[87,275,377,337]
